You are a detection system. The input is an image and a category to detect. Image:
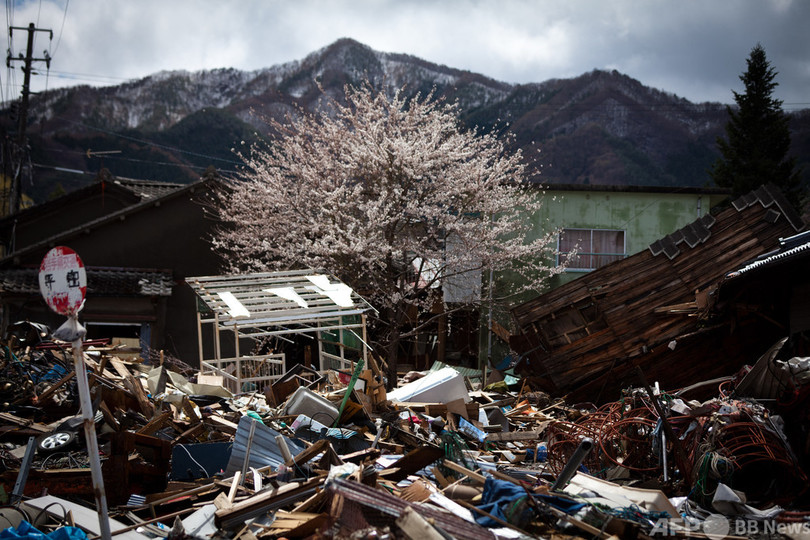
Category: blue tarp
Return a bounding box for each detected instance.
[0,521,87,540]
[475,477,587,528]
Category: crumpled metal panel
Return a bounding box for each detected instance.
[224,415,306,474]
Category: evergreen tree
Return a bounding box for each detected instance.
[710,44,802,207]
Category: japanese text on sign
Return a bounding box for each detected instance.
[39,246,87,316]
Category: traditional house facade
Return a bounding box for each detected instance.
[0,176,222,363]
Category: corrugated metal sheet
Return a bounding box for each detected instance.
[224,415,306,474]
[187,270,376,337]
[725,231,810,278]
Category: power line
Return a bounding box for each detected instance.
[33,157,237,176]
[36,69,132,85]
[54,116,244,165]
[35,147,239,175]
[48,0,69,59]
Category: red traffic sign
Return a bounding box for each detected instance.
[39,246,87,316]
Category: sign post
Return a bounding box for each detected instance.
[39,247,111,540]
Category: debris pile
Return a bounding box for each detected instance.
[1,323,809,539]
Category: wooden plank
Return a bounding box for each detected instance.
[383,446,444,482]
[204,415,238,435]
[440,459,486,485]
[181,397,202,425]
[171,423,205,445]
[82,355,118,380]
[137,411,172,436]
[99,401,120,432]
[489,320,512,343]
[0,413,50,433]
[214,476,325,529]
[396,506,445,540]
[339,447,380,464]
[286,438,330,468]
[109,358,133,379]
[485,429,544,442]
[424,402,479,419]
[34,370,76,405]
[268,512,332,538]
[431,466,451,489]
[112,361,155,417]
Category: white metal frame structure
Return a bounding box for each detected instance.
[187,270,375,393]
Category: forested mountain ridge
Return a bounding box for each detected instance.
[10,38,810,203]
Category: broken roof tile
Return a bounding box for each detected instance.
[648,240,664,256]
[700,213,716,229]
[660,236,680,260]
[755,184,775,207]
[764,209,781,223]
[681,224,699,248]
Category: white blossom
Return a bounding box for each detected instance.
[213,82,563,363]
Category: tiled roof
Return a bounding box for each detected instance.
[648,214,716,260]
[649,183,804,260]
[0,267,174,297]
[112,178,187,200]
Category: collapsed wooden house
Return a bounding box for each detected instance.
[509,184,806,403]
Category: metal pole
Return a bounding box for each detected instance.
[72,335,112,540]
[487,266,493,367]
[11,436,36,503]
[551,437,593,491]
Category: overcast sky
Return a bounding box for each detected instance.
[3,0,809,109]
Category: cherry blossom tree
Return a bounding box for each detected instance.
[213,82,562,381]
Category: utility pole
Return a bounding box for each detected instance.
[5,22,52,215]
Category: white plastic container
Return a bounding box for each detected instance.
[387,367,470,403]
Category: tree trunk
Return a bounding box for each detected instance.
[385,326,400,390]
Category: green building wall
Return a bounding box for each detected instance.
[535,185,730,288]
[478,185,730,367]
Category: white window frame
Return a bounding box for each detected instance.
[557,228,626,272]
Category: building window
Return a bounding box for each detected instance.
[558,228,625,271]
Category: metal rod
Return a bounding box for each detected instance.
[240,419,258,484]
[551,437,593,491]
[11,436,36,503]
[636,366,691,477]
[655,381,669,482]
[72,336,112,540]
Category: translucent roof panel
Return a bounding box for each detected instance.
[186,270,375,333]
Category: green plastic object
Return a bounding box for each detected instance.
[333,359,365,427]
[245,410,263,423]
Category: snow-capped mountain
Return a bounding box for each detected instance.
[10,38,810,202]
